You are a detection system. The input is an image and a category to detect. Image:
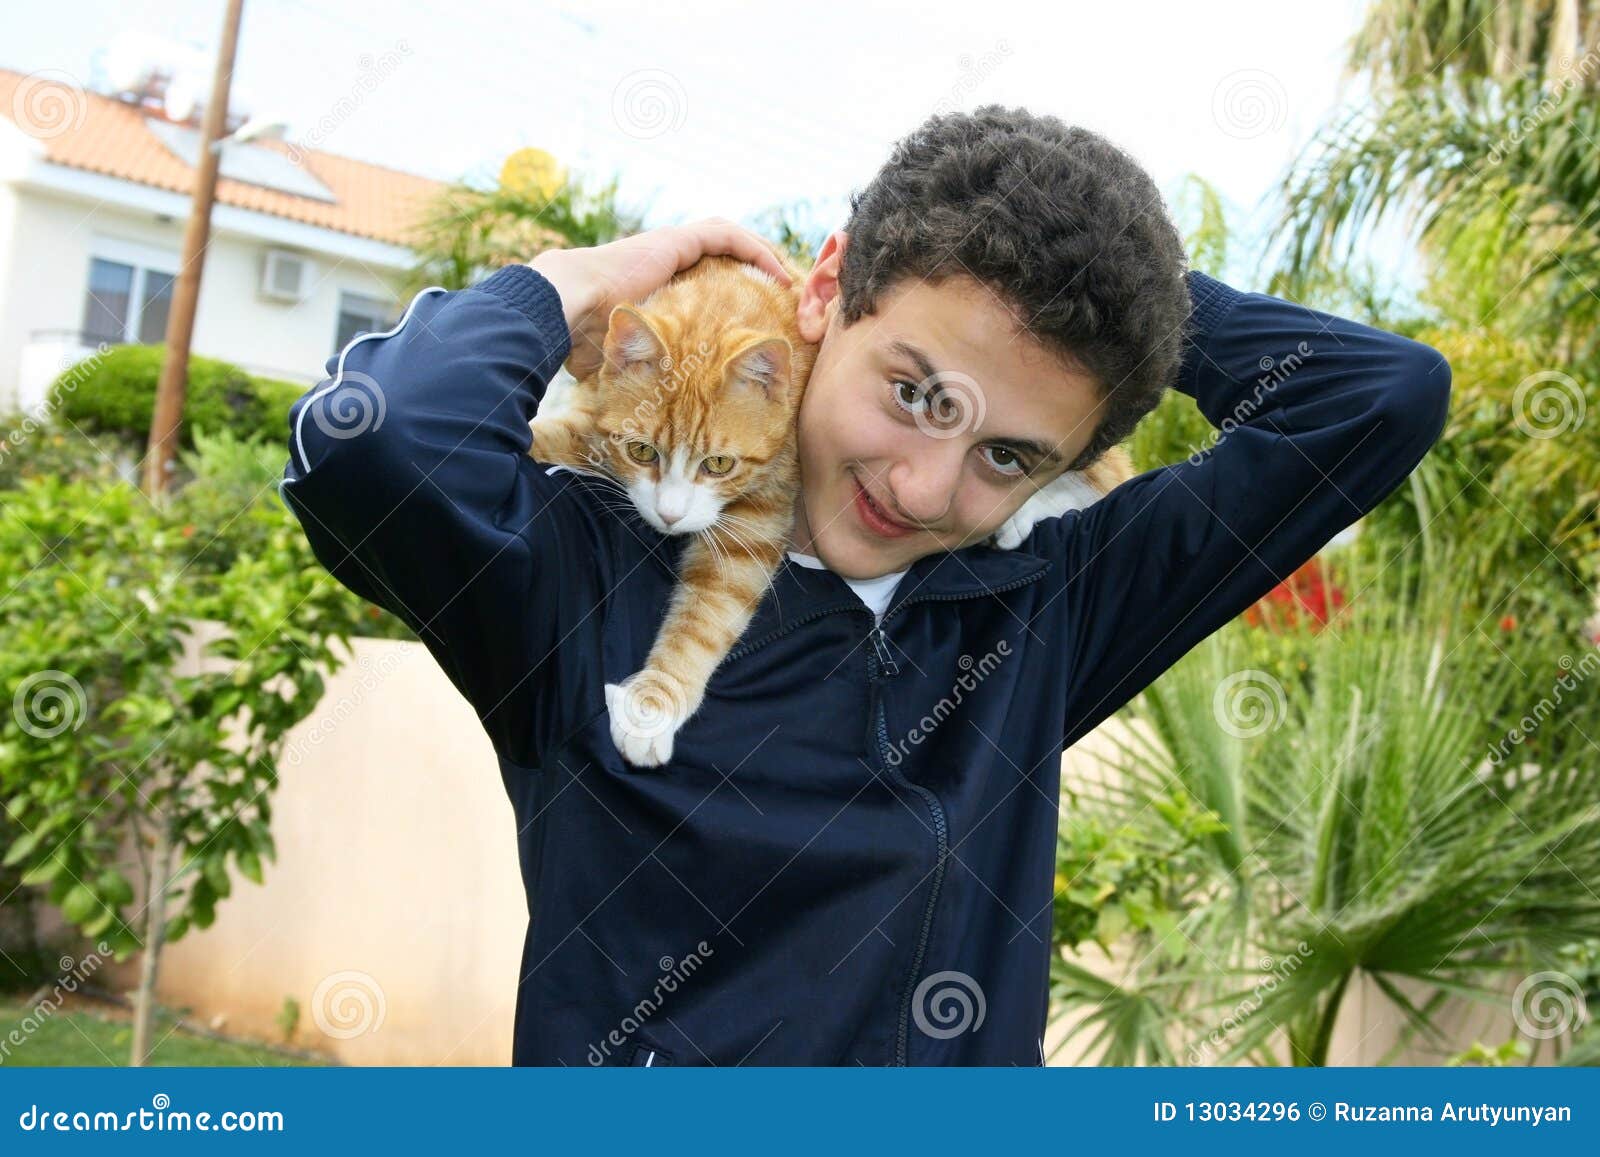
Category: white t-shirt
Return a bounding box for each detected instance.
[786,550,908,623]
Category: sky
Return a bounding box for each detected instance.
[4,0,1383,281]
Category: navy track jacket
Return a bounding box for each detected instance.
[280,263,1450,1066]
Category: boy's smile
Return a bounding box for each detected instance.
[789,231,1106,580]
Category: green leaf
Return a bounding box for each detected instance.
[60,883,99,924]
[2,828,43,867]
[95,869,134,906]
[20,856,66,887]
[236,848,263,885]
[202,856,232,899]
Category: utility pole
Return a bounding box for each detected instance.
[142,0,245,499]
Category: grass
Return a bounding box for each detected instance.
[0,999,327,1067]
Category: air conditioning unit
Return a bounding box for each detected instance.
[260,249,310,303]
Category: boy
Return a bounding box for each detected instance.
[280,107,1449,1066]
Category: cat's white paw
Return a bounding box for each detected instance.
[604,674,691,768]
[992,510,1034,550]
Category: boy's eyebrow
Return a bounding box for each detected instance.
[887,339,1067,470]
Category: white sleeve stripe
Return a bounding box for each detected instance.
[289,285,450,476]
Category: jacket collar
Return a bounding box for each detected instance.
[571,470,1053,628]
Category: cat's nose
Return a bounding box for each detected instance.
[659,509,684,526]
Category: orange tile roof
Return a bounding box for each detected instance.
[0,67,446,248]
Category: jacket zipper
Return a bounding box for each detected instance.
[725,568,1050,1066]
[875,572,1047,1066]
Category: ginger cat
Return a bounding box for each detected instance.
[530,245,815,767]
[529,244,1136,768]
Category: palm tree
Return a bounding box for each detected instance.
[1050,550,1600,1065]
[404,150,647,296]
[1278,0,1600,352]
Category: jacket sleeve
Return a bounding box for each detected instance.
[1035,271,1452,749]
[278,263,609,765]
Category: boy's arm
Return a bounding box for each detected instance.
[279,264,606,765]
[1033,271,1452,748]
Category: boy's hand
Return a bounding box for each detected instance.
[527,218,793,379]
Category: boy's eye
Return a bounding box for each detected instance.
[892,380,1029,479]
[626,442,659,464]
[701,454,735,476]
[892,379,961,426]
[981,446,1026,477]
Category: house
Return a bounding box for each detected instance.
[0,66,447,413]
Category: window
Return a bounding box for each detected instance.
[80,256,178,345]
[137,271,176,344]
[81,258,133,345]
[335,293,398,352]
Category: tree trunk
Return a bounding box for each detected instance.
[129,826,172,1067]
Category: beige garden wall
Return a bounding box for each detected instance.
[100,630,1533,1067]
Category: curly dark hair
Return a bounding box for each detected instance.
[838,105,1190,471]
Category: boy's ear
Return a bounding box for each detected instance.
[602,305,669,376]
[796,230,847,344]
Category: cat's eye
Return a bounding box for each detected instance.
[701,454,735,476]
[626,442,659,465]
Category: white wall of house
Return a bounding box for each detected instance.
[0,152,414,416]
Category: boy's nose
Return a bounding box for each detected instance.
[888,446,963,528]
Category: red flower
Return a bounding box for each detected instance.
[1499,614,1518,632]
[1241,557,1346,633]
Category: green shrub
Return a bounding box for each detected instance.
[46,345,307,448]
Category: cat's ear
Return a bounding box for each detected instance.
[723,336,792,399]
[602,306,669,377]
